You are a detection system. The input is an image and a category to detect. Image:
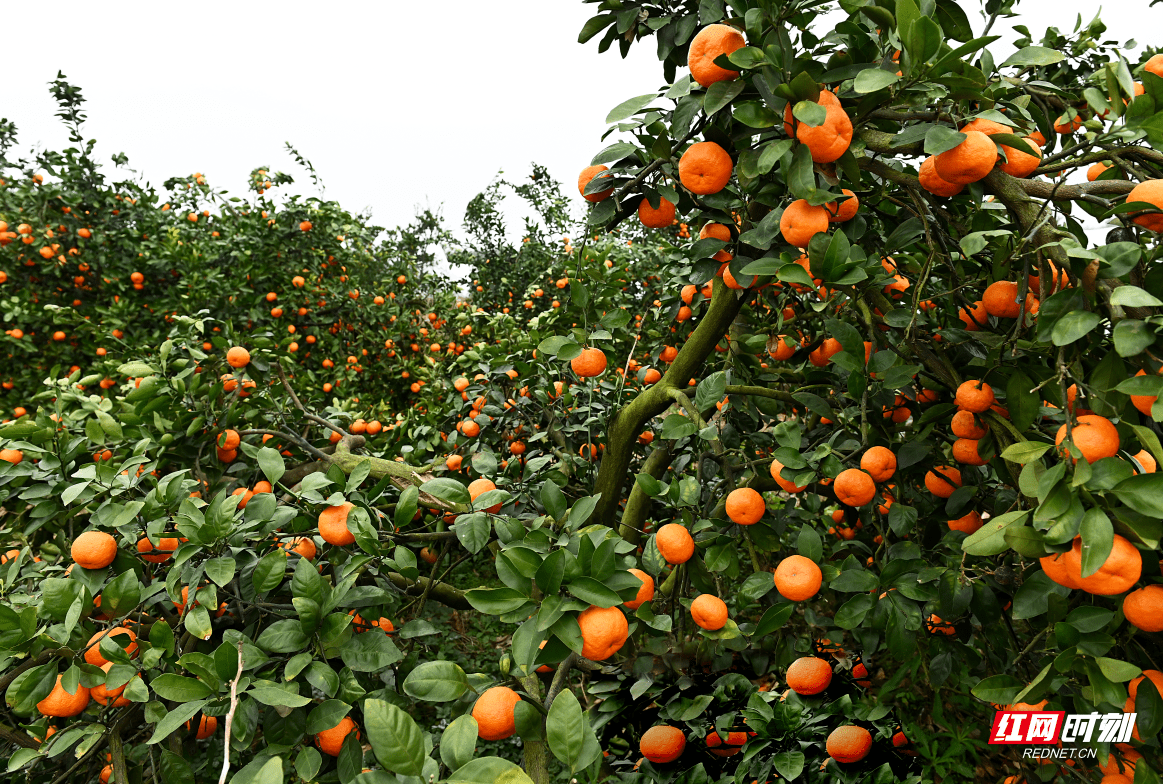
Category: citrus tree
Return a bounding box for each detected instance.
[5,1,1163,783]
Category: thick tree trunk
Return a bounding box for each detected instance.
[593,279,747,528]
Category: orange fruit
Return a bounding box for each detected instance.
[678,142,733,195]
[84,627,138,667]
[983,281,1021,318]
[699,222,733,261]
[315,715,359,756]
[1061,534,1142,595]
[924,466,962,498]
[71,530,118,569]
[770,458,807,492]
[951,410,987,439]
[796,100,853,163]
[1132,449,1157,473]
[724,487,765,525]
[0,448,24,464]
[318,502,356,546]
[638,196,676,228]
[947,511,984,534]
[225,346,250,368]
[687,24,745,87]
[779,199,828,248]
[998,137,1042,178]
[1127,180,1163,232]
[577,165,612,203]
[624,568,655,610]
[934,130,997,184]
[773,555,822,601]
[1054,113,1083,134]
[36,674,90,717]
[834,468,875,507]
[1055,414,1120,463]
[952,438,987,466]
[825,189,859,222]
[282,537,317,560]
[955,380,994,412]
[571,347,607,378]
[1041,551,1081,589]
[690,594,728,630]
[468,478,501,513]
[137,536,180,563]
[1129,670,1163,700]
[1130,368,1161,417]
[786,656,832,695]
[92,662,132,707]
[826,725,872,763]
[918,156,964,197]
[472,686,521,740]
[859,447,895,482]
[655,523,695,564]
[1123,584,1163,632]
[705,729,750,756]
[959,300,989,330]
[577,605,628,660]
[640,725,686,763]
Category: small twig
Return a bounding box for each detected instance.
[218,641,244,784]
[544,652,579,712]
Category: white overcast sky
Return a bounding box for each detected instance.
[3,0,1150,265]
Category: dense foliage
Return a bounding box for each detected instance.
[4,1,1163,783]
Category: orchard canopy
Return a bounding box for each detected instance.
[3,1,1163,782]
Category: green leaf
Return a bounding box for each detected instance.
[970,674,1024,704]
[465,587,529,615]
[925,126,967,155]
[704,80,745,115]
[772,751,805,781]
[1096,657,1141,682]
[567,577,622,608]
[1001,46,1066,67]
[231,756,283,784]
[365,699,426,777]
[787,144,816,199]
[252,549,287,593]
[147,700,208,744]
[454,513,491,554]
[854,68,900,93]
[403,661,469,702]
[306,700,352,734]
[1051,311,1102,346]
[754,602,794,637]
[606,94,658,123]
[546,689,588,772]
[205,556,235,588]
[420,478,470,505]
[150,674,212,701]
[446,758,534,784]
[440,715,478,773]
[999,441,1051,463]
[1111,286,1163,307]
[339,632,403,672]
[791,100,826,127]
[962,511,1030,556]
[248,685,312,708]
[256,447,285,485]
[1078,508,1114,578]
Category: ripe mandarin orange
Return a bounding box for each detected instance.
[687,24,745,87]
[690,594,728,630]
[655,523,695,564]
[779,199,829,248]
[624,568,655,610]
[827,725,872,763]
[318,502,356,546]
[71,530,118,569]
[640,725,686,763]
[577,604,629,661]
[773,555,822,601]
[472,686,521,740]
[786,656,832,695]
[678,142,733,195]
[724,487,765,525]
